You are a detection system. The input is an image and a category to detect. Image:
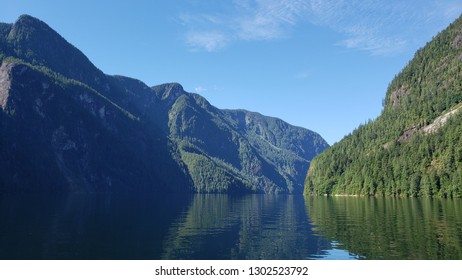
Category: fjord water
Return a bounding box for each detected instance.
[0,193,461,259]
[307,196,462,259]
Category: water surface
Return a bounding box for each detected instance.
[306,196,462,259]
[0,193,460,259]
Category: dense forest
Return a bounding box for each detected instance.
[305,14,462,198]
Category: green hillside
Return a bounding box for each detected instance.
[305,14,462,198]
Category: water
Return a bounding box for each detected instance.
[0,193,460,259]
[306,196,462,259]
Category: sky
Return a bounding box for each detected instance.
[2,0,462,144]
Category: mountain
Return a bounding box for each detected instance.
[0,16,189,193]
[305,14,462,198]
[151,83,328,193]
[0,15,328,193]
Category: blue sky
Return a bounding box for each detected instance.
[2,0,462,144]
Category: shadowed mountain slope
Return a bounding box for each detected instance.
[1,15,328,193]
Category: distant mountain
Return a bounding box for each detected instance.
[0,15,328,193]
[150,82,328,193]
[305,14,462,198]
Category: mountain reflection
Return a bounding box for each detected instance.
[1,193,334,259]
[305,196,462,259]
[6,193,439,259]
[0,193,192,259]
[161,194,330,259]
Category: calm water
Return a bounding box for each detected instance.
[0,193,461,259]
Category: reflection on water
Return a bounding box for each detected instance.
[306,196,462,259]
[0,193,192,259]
[0,193,332,259]
[161,194,330,259]
[1,193,459,259]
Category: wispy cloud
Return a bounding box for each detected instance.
[304,0,462,55]
[194,86,208,93]
[445,2,462,18]
[186,31,229,52]
[179,0,462,54]
[180,0,309,51]
[235,0,309,40]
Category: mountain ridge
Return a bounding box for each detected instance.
[1,15,329,193]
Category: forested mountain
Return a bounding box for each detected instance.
[305,14,462,198]
[0,15,328,193]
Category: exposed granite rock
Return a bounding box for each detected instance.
[390,86,409,108]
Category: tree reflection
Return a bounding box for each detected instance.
[161,194,330,259]
[305,196,462,259]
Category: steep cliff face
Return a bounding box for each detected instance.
[153,85,329,193]
[0,15,328,193]
[4,15,106,91]
[305,14,462,198]
[0,61,189,192]
[223,109,328,193]
[0,15,190,192]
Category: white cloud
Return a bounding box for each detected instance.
[180,0,309,51]
[194,86,208,93]
[341,36,407,55]
[179,0,462,54]
[186,31,230,52]
[236,0,309,40]
[305,0,462,55]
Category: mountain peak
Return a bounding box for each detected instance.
[151,83,185,101]
[15,14,47,27]
[2,14,103,87]
[8,14,57,46]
